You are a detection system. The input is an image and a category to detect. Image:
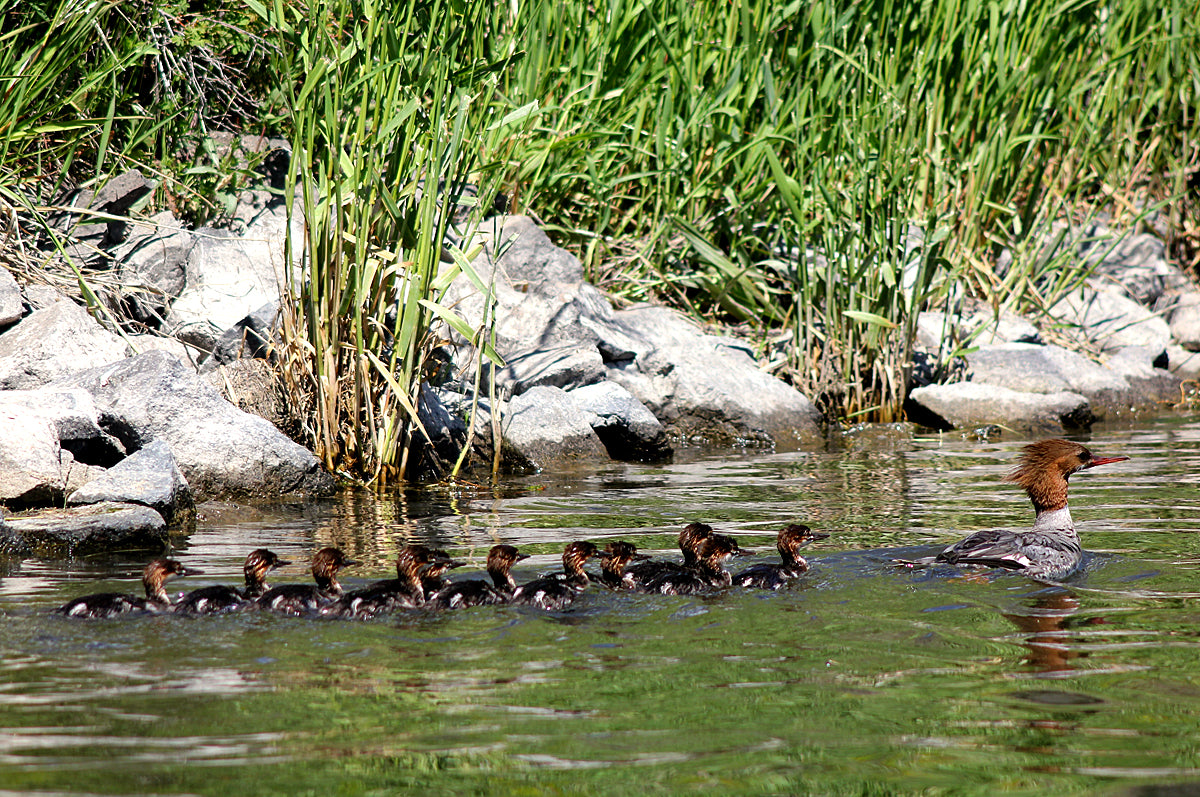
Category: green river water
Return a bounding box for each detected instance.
[3,417,1200,795]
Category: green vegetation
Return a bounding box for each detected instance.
[1,0,1196,478]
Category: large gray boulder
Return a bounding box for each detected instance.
[908,382,1093,433]
[966,342,1178,411]
[0,299,127,389]
[165,201,302,352]
[53,349,334,499]
[1,501,166,557]
[1048,283,1171,353]
[0,390,117,507]
[445,216,821,447]
[67,440,194,526]
[569,381,672,461]
[502,385,607,469]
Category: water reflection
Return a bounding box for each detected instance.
[1003,589,1088,676]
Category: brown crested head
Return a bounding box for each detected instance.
[393,545,443,578]
[312,547,356,577]
[678,522,714,566]
[1005,439,1128,512]
[562,541,601,575]
[486,544,527,573]
[600,541,648,572]
[697,535,740,568]
[244,549,289,587]
[143,558,202,601]
[778,524,829,556]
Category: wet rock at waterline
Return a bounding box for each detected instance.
[0,390,122,507]
[501,385,608,470]
[52,350,334,500]
[67,440,194,526]
[570,381,672,462]
[0,501,167,557]
[907,383,1094,433]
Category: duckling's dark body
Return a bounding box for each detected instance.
[735,524,827,590]
[257,548,356,615]
[176,549,290,615]
[640,534,748,595]
[625,522,712,588]
[431,545,528,609]
[326,545,448,618]
[57,559,202,619]
[512,542,601,610]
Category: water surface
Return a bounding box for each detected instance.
[3,418,1200,795]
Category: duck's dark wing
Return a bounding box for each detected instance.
[256,584,325,615]
[430,580,507,609]
[935,529,1034,571]
[56,592,149,618]
[327,580,420,618]
[511,576,581,610]
[733,564,787,590]
[175,585,246,615]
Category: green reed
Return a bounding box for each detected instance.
[257,0,513,483]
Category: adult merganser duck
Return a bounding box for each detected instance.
[325,545,449,618]
[625,522,713,588]
[934,438,1128,580]
[734,524,828,590]
[430,544,529,609]
[639,534,751,595]
[256,547,357,615]
[175,549,290,615]
[57,558,202,618]
[511,541,602,610]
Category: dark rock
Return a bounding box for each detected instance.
[199,301,279,371]
[3,501,166,557]
[570,381,672,461]
[0,299,127,389]
[67,440,194,526]
[53,349,334,499]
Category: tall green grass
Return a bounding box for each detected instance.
[499,0,1198,419]
[256,0,515,483]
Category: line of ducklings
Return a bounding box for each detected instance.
[55,522,829,619]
